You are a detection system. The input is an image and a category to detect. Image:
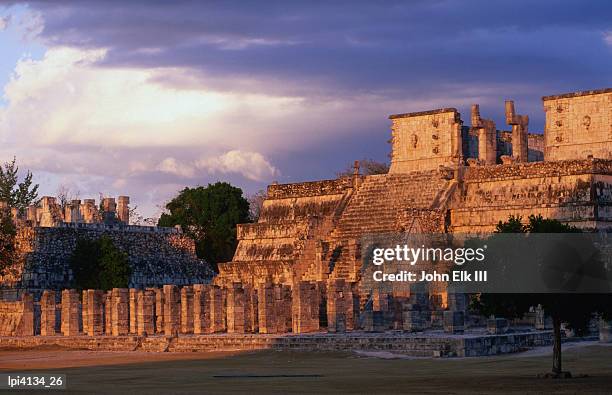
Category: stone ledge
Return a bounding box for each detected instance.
[463,158,612,182]
[542,87,612,101]
[0,330,553,358]
[388,108,458,120]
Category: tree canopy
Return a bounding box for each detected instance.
[70,236,131,291]
[0,157,39,213]
[0,208,17,274]
[474,214,611,376]
[158,182,250,271]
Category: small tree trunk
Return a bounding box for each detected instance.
[552,316,562,374]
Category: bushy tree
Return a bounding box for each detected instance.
[247,189,267,222]
[158,182,250,271]
[474,215,612,377]
[0,157,39,214]
[70,236,131,290]
[0,208,17,273]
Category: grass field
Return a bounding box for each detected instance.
[1,343,611,394]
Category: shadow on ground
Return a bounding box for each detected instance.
[2,345,611,394]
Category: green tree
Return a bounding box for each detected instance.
[474,215,612,377]
[70,236,131,290]
[0,157,39,214]
[158,182,250,271]
[0,208,17,274]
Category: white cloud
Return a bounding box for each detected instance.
[0,16,10,31]
[196,150,278,181]
[155,157,196,178]
[0,44,495,216]
[604,31,612,47]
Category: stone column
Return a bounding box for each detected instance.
[280,285,293,333]
[117,196,130,224]
[81,199,97,223]
[104,291,112,334]
[61,289,80,336]
[163,285,180,336]
[257,282,276,334]
[180,286,194,334]
[82,290,89,335]
[193,284,211,334]
[155,288,164,334]
[85,290,104,336]
[129,289,139,334]
[40,290,56,336]
[471,104,497,165]
[443,311,465,334]
[226,283,246,334]
[111,288,129,336]
[326,279,354,333]
[245,286,258,333]
[599,320,612,343]
[292,281,319,334]
[101,197,117,222]
[505,100,529,163]
[209,285,225,333]
[137,289,155,336]
[444,287,466,334]
[535,304,545,330]
[19,293,34,336]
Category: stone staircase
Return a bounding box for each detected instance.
[293,190,355,283]
[324,171,455,281]
[330,171,450,240]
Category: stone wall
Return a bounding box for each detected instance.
[0,331,554,358]
[451,158,612,232]
[0,294,33,336]
[543,88,612,161]
[1,224,213,299]
[389,108,462,173]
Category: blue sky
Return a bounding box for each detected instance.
[0,1,610,218]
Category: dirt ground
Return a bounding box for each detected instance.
[0,343,610,394]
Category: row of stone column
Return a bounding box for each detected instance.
[37,280,353,337]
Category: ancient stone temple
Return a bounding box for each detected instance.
[0,195,214,299]
[215,88,611,312]
[0,88,609,344]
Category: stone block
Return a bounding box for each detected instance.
[443,310,465,334]
[599,320,612,343]
[129,288,139,334]
[40,290,56,336]
[487,317,509,335]
[292,281,319,334]
[193,284,211,334]
[61,289,80,336]
[137,289,155,336]
[111,288,129,336]
[226,283,246,334]
[180,286,194,334]
[163,285,180,336]
[85,289,104,336]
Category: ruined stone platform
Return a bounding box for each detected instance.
[0,330,552,358]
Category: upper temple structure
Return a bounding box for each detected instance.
[215,88,612,304]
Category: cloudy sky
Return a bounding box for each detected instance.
[0,1,610,218]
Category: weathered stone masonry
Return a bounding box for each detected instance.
[0,88,610,352]
[1,195,214,299]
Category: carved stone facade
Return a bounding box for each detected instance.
[543,88,612,161]
[216,88,611,312]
